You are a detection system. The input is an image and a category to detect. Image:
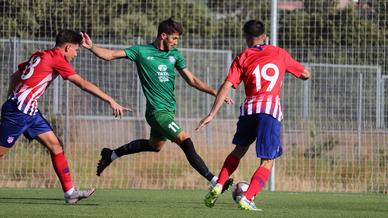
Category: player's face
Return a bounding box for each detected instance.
[64,43,80,62]
[162,32,180,51]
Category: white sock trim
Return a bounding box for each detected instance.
[111,151,118,161]
[210,176,218,186]
[64,187,75,197]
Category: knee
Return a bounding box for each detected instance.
[260,159,274,170]
[47,141,64,154]
[149,142,164,152]
[231,145,249,158]
[174,131,189,145]
[151,144,162,152]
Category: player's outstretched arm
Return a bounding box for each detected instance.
[80,32,126,61]
[178,68,234,104]
[196,81,233,131]
[67,74,131,118]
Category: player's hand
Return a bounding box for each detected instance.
[224,95,234,105]
[110,101,132,118]
[196,114,214,131]
[80,32,93,49]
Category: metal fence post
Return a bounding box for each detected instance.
[269,0,278,192]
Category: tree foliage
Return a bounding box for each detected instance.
[0,0,386,64]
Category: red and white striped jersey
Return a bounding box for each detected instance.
[11,48,76,115]
[226,45,304,121]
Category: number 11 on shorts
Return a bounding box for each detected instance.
[168,121,180,132]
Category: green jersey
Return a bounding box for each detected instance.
[124,44,187,115]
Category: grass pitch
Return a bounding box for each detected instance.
[0,188,387,218]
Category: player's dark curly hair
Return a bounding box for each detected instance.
[243,20,265,37]
[55,29,83,46]
[158,18,184,36]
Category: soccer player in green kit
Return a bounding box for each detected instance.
[81,18,233,190]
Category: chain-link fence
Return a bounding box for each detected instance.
[0,0,387,192]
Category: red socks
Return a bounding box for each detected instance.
[244,166,271,201]
[217,154,240,186]
[50,152,73,192]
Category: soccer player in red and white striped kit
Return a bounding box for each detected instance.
[197,20,310,211]
[0,30,129,203]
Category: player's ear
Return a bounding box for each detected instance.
[260,33,267,42]
[64,44,71,52]
[160,33,167,40]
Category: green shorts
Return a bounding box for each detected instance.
[145,111,183,141]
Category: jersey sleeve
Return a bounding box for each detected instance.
[124,45,139,61]
[53,58,77,80]
[225,56,243,89]
[174,50,187,70]
[283,50,304,78]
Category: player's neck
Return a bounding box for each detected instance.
[152,39,165,51]
[55,46,65,53]
[249,40,265,47]
[55,46,66,57]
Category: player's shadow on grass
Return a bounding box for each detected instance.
[0,197,98,206]
[112,198,236,210]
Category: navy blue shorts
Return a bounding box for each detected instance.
[0,99,53,148]
[232,113,282,159]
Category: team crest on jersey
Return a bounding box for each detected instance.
[7,136,14,144]
[168,56,176,64]
[158,65,167,71]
